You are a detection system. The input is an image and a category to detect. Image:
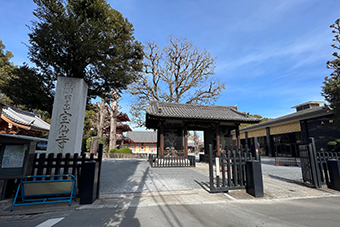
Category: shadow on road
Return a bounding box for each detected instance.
[267,174,308,187]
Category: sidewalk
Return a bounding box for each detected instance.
[2,158,340,216]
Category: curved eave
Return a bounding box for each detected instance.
[116,125,132,132]
[146,114,260,129]
[146,114,260,123]
[1,115,49,132]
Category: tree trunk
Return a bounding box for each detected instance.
[97,98,105,138]
[109,105,117,150]
[109,91,119,150]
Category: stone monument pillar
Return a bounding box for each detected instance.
[47,77,88,155]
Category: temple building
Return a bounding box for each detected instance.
[145,101,261,157]
[236,101,339,157]
[126,131,157,153]
[0,104,50,137]
[103,112,132,147]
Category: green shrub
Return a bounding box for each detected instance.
[109,148,119,153]
[327,139,340,152]
[327,141,337,147]
[86,137,93,152]
[109,147,132,154]
[119,147,132,154]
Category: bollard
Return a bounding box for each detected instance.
[80,160,99,204]
[327,159,340,191]
[246,160,264,197]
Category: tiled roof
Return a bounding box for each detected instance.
[126,131,157,143]
[117,112,130,122]
[1,105,50,131]
[240,105,333,132]
[146,101,261,122]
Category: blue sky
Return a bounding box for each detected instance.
[1,0,339,127]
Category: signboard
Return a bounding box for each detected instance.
[1,145,28,168]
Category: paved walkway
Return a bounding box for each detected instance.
[2,157,340,216]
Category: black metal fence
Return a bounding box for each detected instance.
[300,138,340,188]
[209,144,254,193]
[148,154,196,167]
[317,151,340,186]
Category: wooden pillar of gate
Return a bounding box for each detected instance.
[236,127,241,151]
[184,126,188,157]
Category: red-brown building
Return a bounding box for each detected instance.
[103,112,132,146]
[125,131,157,153]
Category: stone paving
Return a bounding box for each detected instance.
[100,158,208,194]
[100,157,340,201]
[3,156,340,215]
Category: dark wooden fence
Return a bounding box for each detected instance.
[148,154,196,167]
[27,145,103,196]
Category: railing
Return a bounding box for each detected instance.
[299,139,340,188]
[148,154,196,167]
[316,151,340,186]
[209,144,254,193]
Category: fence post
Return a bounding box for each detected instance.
[327,159,340,190]
[309,138,322,188]
[96,144,103,199]
[80,160,99,204]
[245,160,264,197]
[208,144,215,192]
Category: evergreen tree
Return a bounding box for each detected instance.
[322,18,340,129]
[28,0,143,99]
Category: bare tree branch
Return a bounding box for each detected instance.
[129,35,225,126]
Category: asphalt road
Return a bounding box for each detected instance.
[2,196,340,227]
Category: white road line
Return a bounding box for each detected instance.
[36,217,65,227]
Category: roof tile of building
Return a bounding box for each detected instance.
[2,105,50,131]
[126,131,157,143]
[240,105,332,132]
[146,101,261,122]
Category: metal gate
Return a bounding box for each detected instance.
[209,144,254,193]
[299,138,322,188]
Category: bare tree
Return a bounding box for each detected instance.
[129,35,225,126]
